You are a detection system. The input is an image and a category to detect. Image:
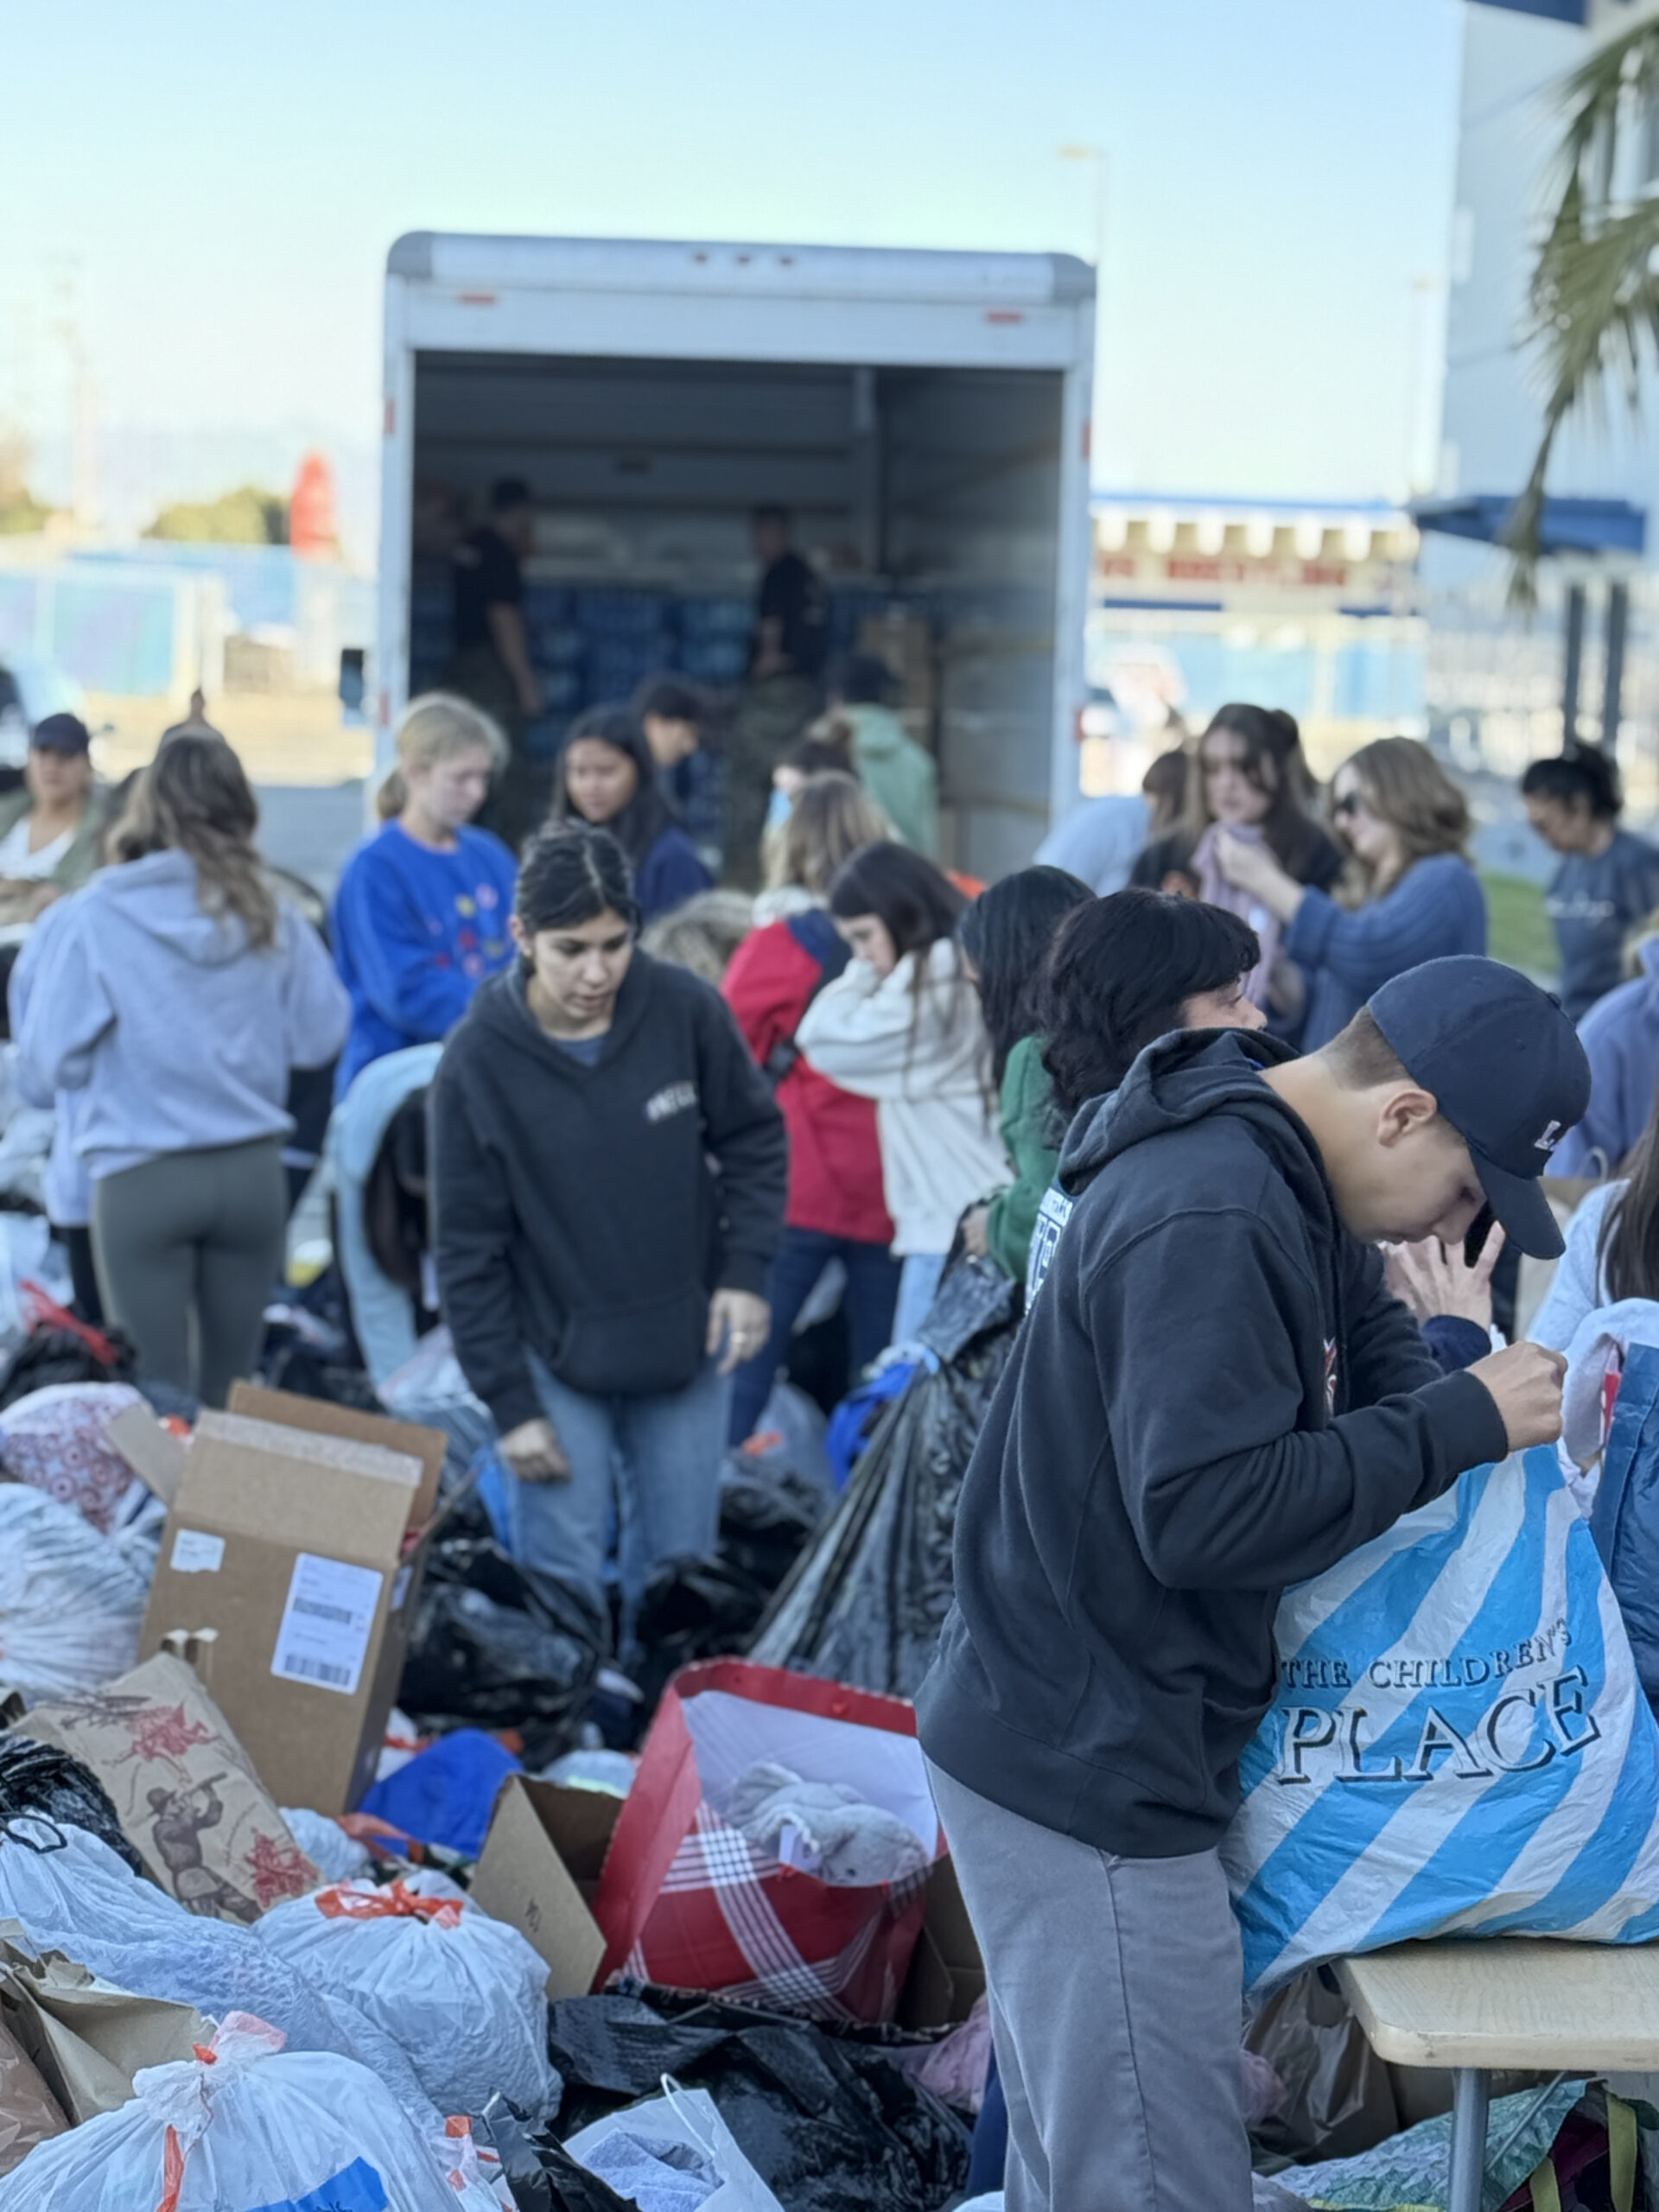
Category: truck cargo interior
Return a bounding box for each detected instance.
[407,352,1065,875]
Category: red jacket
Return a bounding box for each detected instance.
[722,914,894,1246]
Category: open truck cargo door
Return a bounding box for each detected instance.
[377,233,1095,880]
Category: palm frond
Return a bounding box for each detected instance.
[1511,16,1659,600]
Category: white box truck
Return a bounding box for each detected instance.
[376,233,1096,877]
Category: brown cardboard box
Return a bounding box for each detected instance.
[471,1776,619,1998]
[855,609,937,724]
[16,1653,320,1921]
[137,1385,448,1817]
[896,1857,985,2031]
[470,1774,987,2027]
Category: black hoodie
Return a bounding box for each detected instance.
[431,954,786,1433]
[916,1027,1509,1858]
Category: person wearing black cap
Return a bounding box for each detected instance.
[0,714,109,920]
[916,955,1586,2212]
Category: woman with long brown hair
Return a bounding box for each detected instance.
[1132,704,1344,902]
[1216,734,1485,1050]
[16,734,349,1403]
[798,841,1009,1345]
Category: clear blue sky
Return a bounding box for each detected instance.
[6,0,1467,512]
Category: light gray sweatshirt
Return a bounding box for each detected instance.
[16,850,351,1180]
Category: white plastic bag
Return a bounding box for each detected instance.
[0,1821,434,2117]
[0,2010,500,2210]
[255,1876,557,2120]
[565,2083,787,2212]
[0,1486,149,1694]
[279,1808,373,1886]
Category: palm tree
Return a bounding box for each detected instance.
[1514,12,1659,588]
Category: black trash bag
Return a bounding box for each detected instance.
[1245,1968,1401,2167]
[629,1554,772,1726]
[0,1733,145,1877]
[912,1251,1020,1366]
[257,1325,385,1414]
[717,1464,824,1595]
[748,1257,1020,1699]
[0,1319,137,1410]
[480,2094,638,2212]
[400,1536,607,1767]
[545,1986,970,2212]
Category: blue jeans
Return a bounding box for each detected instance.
[728,1227,902,1446]
[511,1351,733,1643]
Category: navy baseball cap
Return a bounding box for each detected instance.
[1369,957,1590,1262]
[30,713,91,756]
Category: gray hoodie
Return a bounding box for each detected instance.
[16,850,350,1180]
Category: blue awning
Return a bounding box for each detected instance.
[1469,0,1586,22]
[1412,493,1645,557]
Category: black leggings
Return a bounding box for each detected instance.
[57,1224,104,1326]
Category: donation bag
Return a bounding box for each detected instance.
[1224,1446,1659,1996]
[593,1660,939,2023]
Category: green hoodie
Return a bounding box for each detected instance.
[843,703,939,857]
[984,1033,1061,1282]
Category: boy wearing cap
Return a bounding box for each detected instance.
[917,956,1586,2212]
[0,713,108,918]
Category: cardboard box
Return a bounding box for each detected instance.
[896,1857,985,2031]
[855,609,937,724]
[137,1384,448,1817]
[471,1776,619,1999]
[469,1772,986,2027]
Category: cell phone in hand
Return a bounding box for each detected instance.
[1463,1204,1497,1273]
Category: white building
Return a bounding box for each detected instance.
[1428,0,1659,802]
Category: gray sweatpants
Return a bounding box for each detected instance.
[94,1136,287,1408]
[927,1760,1255,2212]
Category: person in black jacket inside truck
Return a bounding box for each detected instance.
[430,823,786,1643]
[915,956,1587,2212]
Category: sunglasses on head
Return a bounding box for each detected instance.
[1332,791,1365,818]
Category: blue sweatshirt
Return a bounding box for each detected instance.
[1546,828,1659,1023]
[1287,852,1487,1051]
[332,823,518,1096]
[635,825,713,925]
[16,852,349,1180]
[1553,937,1659,1178]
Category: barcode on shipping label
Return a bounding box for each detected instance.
[270,1554,382,1698]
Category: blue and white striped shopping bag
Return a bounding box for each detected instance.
[1223,1446,1659,1998]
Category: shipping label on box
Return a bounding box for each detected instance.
[270,1555,384,1696]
